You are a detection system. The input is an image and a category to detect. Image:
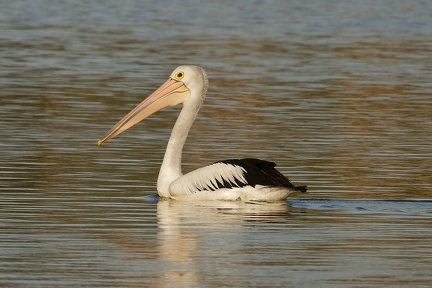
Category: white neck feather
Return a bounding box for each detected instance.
[157,67,207,197]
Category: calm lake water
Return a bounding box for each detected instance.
[1,0,432,287]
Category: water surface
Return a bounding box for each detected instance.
[1,0,431,287]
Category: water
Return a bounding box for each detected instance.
[1,0,432,286]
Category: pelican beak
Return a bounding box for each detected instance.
[97,78,190,146]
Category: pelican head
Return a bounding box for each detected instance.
[98,65,208,146]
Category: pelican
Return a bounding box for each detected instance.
[98,65,307,201]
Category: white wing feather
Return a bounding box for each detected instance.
[169,163,247,196]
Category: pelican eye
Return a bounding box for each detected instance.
[175,72,184,80]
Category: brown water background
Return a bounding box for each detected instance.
[1,1,431,287]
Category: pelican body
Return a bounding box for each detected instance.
[98,65,307,201]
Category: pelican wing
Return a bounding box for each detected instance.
[169,162,248,196]
[169,158,307,196]
[219,158,305,191]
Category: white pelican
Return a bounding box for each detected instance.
[98,65,307,201]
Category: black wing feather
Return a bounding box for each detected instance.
[214,158,307,193]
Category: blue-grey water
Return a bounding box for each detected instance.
[1,0,431,287]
